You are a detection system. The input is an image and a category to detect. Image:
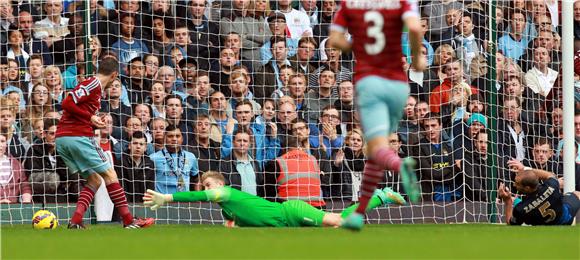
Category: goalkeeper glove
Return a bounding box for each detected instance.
[143,189,173,210]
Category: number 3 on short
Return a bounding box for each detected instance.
[364,11,385,55]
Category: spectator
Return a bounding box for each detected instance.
[111,13,149,71]
[223,100,279,167]
[133,103,153,143]
[260,13,298,65]
[312,0,336,44]
[461,129,489,202]
[497,96,533,161]
[21,83,54,144]
[270,65,295,101]
[519,28,560,73]
[521,137,563,177]
[185,70,212,114]
[290,36,318,77]
[189,114,221,174]
[287,73,309,120]
[498,9,531,61]
[144,54,161,80]
[276,0,311,39]
[226,70,262,118]
[221,0,272,65]
[179,57,198,99]
[114,131,155,203]
[503,71,543,125]
[276,98,298,144]
[398,96,420,145]
[315,105,344,159]
[184,0,220,69]
[33,0,70,42]
[264,135,325,208]
[305,68,337,123]
[429,58,478,114]
[309,39,352,92]
[62,37,102,91]
[23,118,76,203]
[423,0,464,46]
[331,128,365,201]
[298,0,318,26]
[417,113,459,202]
[124,57,151,104]
[292,117,331,177]
[101,78,132,140]
[255,36,292,100]
[0,98,28,161]
[0,133,31,204]
[150,117,168,152]
[429,44,456,92]
[50,12,81,65]
[452,12,484,75]
[155,66,184,96]
[0,0,15,44]
[209,48,239,96]
[524,46,558,98]
[148,11,174,55]
[151,125,199,193]
[452,113,487,167]
[335,80,355,128]
[402,16,435,67]
[164,94,194,148]
[220,129,263,195]
[407,45,433,102]
[23,55,45,96]
[6,58,20,88]
[208,91,235,143]
[114,116,155,159]
[150,81,169,118]
[43,65,64,106]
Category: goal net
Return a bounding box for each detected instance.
[0,0,572,225]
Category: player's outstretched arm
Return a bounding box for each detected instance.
[144,188,231,210]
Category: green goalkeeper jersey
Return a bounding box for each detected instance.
[172,187,288,227]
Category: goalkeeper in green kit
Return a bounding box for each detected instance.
[144,171,406,227]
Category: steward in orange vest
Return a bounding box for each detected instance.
[264,136,326,208]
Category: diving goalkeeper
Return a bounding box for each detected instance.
[144,171,405,227]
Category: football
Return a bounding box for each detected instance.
[32,210,59,230]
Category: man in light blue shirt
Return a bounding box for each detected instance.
[498,9,530,61]
[150,126,199,194]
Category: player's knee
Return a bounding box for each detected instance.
[87,174,102,187]
[100,168,119,185]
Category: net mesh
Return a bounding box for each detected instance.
[0,0,573,225]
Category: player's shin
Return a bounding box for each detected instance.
[106,182,134,226]
[354,160,384,214]
[71,184,97,225]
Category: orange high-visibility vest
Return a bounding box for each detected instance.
[276,149,325,207]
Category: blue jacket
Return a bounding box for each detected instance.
[151,149,199,194]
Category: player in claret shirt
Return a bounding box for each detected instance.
[328,0,426,230]
[55,57,154,229]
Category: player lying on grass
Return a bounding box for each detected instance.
[498,160,580,225]
[144,171,406,227]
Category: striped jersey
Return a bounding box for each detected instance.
[56,77,103,137]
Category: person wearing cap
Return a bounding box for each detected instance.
[461,129,490,201]
[260,12,298,65]
[452,112,487,167]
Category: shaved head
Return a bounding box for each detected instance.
[515,170,540,193]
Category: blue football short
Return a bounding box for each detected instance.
[355,76,409,140]
[56,136,111,178]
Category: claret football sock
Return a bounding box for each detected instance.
[71,185,96,225]
[106,183,134,226]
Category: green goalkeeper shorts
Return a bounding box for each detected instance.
[281,200,326,227]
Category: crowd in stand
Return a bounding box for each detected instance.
[1,0,580,207]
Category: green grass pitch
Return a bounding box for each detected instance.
[2,224,579,259]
